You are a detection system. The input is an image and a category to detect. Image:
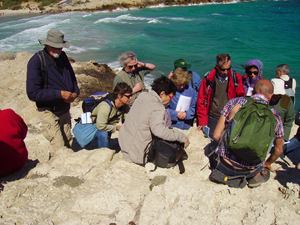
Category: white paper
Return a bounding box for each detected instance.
[246,87,253,96]
[175,95,192,111]
[81,112,93,124]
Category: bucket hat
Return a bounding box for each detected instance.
[39,29,70,48]
[174,59,191,69]
[271,78,286,95]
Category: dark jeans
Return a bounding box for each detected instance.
[285,137,300,166]
[217,158,262,179]
[207,115,219,149]
[207,115,219,139]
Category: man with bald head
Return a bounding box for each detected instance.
[210,79,284,188]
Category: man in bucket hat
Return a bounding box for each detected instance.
[26,29,79,157]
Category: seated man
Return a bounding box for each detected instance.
[119,76,189,165]
[113,51,155,107]
[166,67,197,130]
[284,121,300,169]
[0,109,28,177]
[211,79,284,188]
[73,82,132,150]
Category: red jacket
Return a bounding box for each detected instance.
[196,68,245,126]
[0,109,28,177]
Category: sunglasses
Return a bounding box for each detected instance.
[247,71,259,76]
[218,66,231,72]
[128,63,138,69]
[123,94,133,98]
[167,94,173,100]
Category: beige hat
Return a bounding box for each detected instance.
[271,78,286,95]
[39,29,70,48]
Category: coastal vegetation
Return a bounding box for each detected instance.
[0,0,60,10]
[0,0,235,11]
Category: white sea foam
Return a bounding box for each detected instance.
[107,61,121,72]
[148,19,161,24]
[94,14,150,24]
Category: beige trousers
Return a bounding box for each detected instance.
[39,110,72,154]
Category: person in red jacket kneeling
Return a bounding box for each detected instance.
[0,109,28,177]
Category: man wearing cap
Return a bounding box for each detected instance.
[113,51,155,107]
[196,54,245,139]
[26,29,80,155]
[169,59,202,93]
[270,78,294,143]
[276,64,296,105]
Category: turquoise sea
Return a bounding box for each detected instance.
[1,0,299,109]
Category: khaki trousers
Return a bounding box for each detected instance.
[39,110,72,154]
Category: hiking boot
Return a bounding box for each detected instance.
[209,169,247,188]
[247,169,270,188]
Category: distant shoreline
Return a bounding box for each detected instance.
[0,0,236,18]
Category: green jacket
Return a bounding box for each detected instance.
[113,68,150,106]
[271,95,295,141]
[92,99,130,133]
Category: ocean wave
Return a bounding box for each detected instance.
[0,18,71,53]
[94,14,150,24]
[148,19,161,24]
[94,13,194,25]
[66,46,101,54]
[107,61,121,72]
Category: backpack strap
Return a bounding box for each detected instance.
[189,71,194,89]
[284,77,293,89]
[37,51,48,89]
[231,70,239,87]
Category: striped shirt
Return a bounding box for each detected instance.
[216,94,284,169]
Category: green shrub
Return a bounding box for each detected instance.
[38,5,45,10]
[11,5,22,10]
[0,0,60,10]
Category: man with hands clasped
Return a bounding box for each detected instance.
[26,29,80,155]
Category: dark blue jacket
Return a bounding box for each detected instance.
[26,48,80,115]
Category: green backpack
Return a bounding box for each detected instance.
[226,97,276,164]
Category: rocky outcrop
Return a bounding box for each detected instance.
[72,60,116,102]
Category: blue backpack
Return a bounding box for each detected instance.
[82,92,113,119]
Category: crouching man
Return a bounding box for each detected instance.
[210,79,284,188]
[73,82,132,150]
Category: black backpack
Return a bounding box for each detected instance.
[37,51,48,89]
[146,136,187,174]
